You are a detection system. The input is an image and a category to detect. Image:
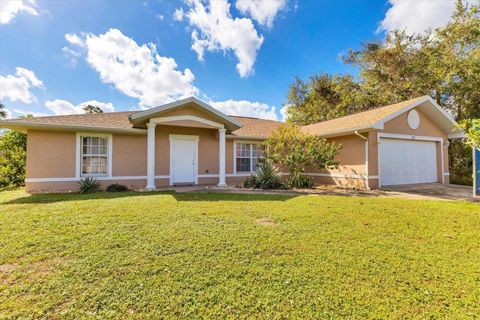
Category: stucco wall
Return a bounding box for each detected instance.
[26,130,77,179]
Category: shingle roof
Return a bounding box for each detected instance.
[0,111,284,138]
[301,96,427,137]
[2,111,136,129]
[0,96,434,138]
[230,116,284,138]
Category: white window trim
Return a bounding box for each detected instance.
[376,132,445,188]
[168,134,199,185]
[233,140,262,174]
[76,132,112,179]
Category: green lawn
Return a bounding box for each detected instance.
[0,190,479,319]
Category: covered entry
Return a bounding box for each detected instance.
[379,136,440,186]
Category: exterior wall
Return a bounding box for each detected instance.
[24,125,238,192]
[304,134,369,189]
[112,134,147,176]
[26,130,77,179]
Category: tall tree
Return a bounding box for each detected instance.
[83,105,104,114]
[284,74,378,125]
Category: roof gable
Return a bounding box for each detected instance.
[302,96,462,138]
[129,97,243,132]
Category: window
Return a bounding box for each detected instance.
[81,136,108,176]
[235,142,261,172]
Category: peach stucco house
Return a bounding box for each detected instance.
[0,96,463,192]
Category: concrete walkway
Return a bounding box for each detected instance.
[381,183,476,202]
[157,183,477,202]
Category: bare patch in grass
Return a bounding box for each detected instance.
[0,263,17,273]
[256,217,277,226]
[31,258,67,276]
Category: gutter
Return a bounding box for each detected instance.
[354,130,370,190]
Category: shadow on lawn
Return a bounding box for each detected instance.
[2,190,297,205]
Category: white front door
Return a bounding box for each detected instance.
[170,136,198,185]
[379,138,438,186]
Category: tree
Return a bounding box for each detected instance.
[459,119,480,147]
[83,104,103,114]
[264,123,341,187]
[0,103,6,119]
[284,74,378,125]
[0,131,27,188]
[0,114,32,188]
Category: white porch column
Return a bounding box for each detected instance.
[218,128,227,187]
[146,122,157,190]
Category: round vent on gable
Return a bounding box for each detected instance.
[407,110,420,129]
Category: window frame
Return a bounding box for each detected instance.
[76,133,112,178]
[233,141,263,174]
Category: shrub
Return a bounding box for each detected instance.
[265,123,341,186]
[0,129,26,188]
[243,161,286,189]
[255,161,285,189]
[288,175,314,189]
[106,183,129,192]
[78,177,100,194]
[243,175,258,188]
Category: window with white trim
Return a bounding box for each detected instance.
[80,136,108,176]
[235,142,262,172]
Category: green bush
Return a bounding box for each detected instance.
[255,161,285,189]
[243,175,258,188]
[106,183,129,192]
[0,130,26,188]
[243,161,286,190]
[288,175,314,188]
[78,177,100,194]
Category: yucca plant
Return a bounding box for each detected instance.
[78,177,100,194]
[255,160,285,189]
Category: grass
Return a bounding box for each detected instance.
[0,189,479,319]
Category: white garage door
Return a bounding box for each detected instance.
[379,138,438,186]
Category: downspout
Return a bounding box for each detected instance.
[354,131,369,190]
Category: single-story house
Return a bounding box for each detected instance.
[0,95,464,192]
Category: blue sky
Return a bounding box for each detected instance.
[0,0,466,120]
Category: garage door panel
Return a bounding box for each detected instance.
[380,138,437,186]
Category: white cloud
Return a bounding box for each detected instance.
[235,0,286,28]
[65,33,85,47]
[379,0,478,35]
[280,104,290,121]
[0,67,43,104]
[45,99,115,115]
[209,99,278,120]
[173,7,185,21]
[0,0,38,24]
[182,0,264,77]
[155,14,164,21]
[64,28,198,107]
